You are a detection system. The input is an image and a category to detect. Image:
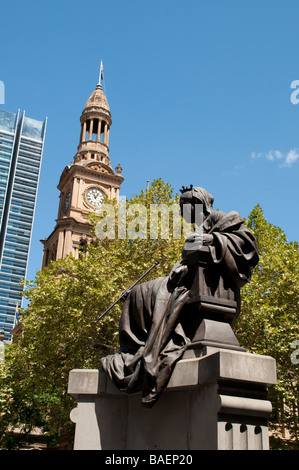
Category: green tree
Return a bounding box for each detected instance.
[236,204,299,449]
[0,179,185,448]
[0,358,14,448]
[1,185,298,449]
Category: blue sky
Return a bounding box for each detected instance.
[1,0,299,283]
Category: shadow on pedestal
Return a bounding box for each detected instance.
[68,320,276,450]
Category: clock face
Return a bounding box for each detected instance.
[85,187,104,208]
[64,192,71,211]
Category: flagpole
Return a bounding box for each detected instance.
[100,60,106,95]
[99,60,104,85]
[98,60,102,85]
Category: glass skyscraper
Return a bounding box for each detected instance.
[0,109,47,340]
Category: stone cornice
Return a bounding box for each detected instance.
[80,108,112,126]
[77,140,109,155]
[41,216,92,245]
[58,163,124,190]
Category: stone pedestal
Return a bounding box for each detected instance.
[68,346,276,450]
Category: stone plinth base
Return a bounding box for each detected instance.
[68,347,276,450]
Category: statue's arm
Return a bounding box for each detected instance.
[182,232,214,263]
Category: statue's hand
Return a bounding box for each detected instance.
[184,232,202,246]
[182,232,214,262]
[202,234,214,246]
[118,288,132,301]
[169,261,188,285]
[184,232,213,247]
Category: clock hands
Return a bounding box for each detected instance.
[86,188,103,207]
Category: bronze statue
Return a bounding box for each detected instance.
[101,186,259,407]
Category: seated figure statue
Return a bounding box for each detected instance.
[100,186,259,407]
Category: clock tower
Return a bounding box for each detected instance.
[41,75,124,268]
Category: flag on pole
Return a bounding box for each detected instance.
[15,304,18,325]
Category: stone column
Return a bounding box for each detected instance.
[41,248,48,269]
[103,122,108,145]
[68,347,276,450]
[72,178,80,208]
[97,119,102,142]
[63,230,73,258]
[88,119,93,141]
[81,121,86,142]
[56,230,65,260]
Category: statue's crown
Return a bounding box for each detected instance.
[180,184,193,194]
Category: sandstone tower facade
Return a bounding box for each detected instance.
[41,76,123,267]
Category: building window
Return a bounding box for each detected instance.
[78,239,87,259]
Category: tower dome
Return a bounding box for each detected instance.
[84,83,110,113]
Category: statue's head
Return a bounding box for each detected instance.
[179,185,214,223]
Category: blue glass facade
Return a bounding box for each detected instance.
[0,110,46,340]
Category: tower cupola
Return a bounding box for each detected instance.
[75,78,112,166]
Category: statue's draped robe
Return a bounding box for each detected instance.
[101,210,259,407]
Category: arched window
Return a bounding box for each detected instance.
[78,239,88,259]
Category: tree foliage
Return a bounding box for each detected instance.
[0,182,298,449]
[236,204,299,448]
[0,179,184,448]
